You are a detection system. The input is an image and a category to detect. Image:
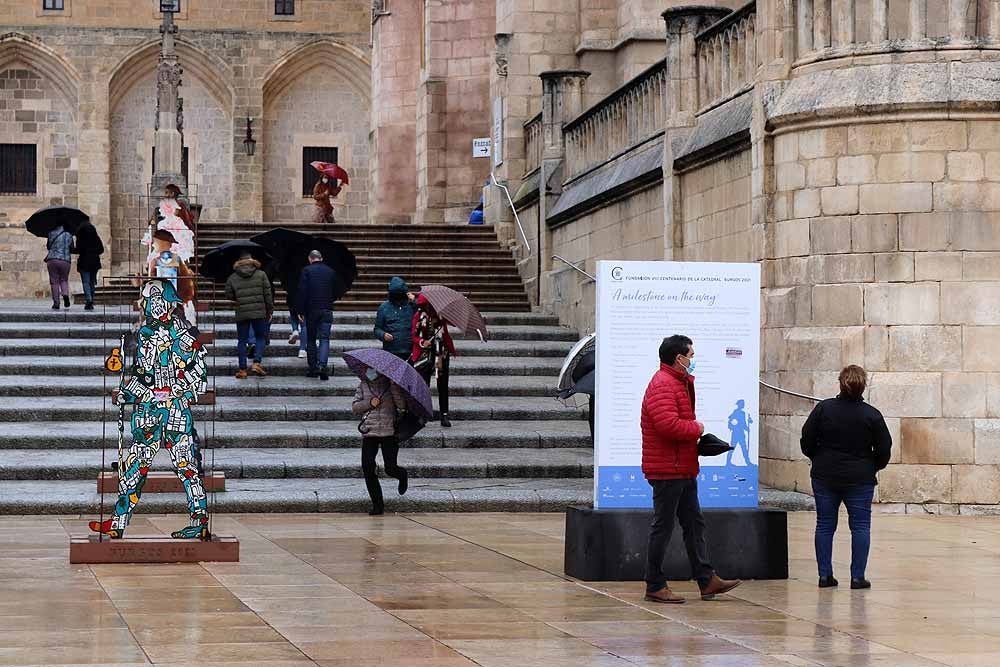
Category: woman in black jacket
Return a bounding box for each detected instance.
[73,222,104,311]
[801,365,892,591]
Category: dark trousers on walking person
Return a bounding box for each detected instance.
[237,319,268,370]
[645,479,714,593]
[812,478,875,581]
[362,436,407,514]
[305,309,333,375]
[46,259,71,307]
[417,354,449,421]
[79,270,98,306]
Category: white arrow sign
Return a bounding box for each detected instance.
[472,138,491,158]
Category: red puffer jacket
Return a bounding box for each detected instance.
[641,363,702,480]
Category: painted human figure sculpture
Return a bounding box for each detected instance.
[141,185,197,322]
[89,279,210,539]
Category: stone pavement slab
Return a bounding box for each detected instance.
[0,511,995,666]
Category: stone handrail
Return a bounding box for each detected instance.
[524,112,542,175]
[790,0,1000,64]
[695,2,756,112]
[562,60,667,181]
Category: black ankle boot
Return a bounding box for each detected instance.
[51,302,60,310]
[440,413,451,428]
[818,576,838,588]
[62,295,70,308]
[84,302,94,311]
[398,469,408,496]
[851,578,871,590]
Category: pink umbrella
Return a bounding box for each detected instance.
[310,161,350,186]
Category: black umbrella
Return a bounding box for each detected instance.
[25,206,89,238]
[250,228,357,300]
[698,433,734,458]
[200,240,271,282]
[558,348,595,407]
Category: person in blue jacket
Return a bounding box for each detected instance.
[373,277,416,360]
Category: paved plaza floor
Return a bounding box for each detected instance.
[1,511,999,666]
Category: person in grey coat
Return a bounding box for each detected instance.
[352,367,409,515]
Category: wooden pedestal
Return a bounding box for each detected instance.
[69,536,239,564]
[98,471,226,494]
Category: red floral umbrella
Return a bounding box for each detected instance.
[310,161,350,186]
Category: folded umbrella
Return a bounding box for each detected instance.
[199,240,271,283]
[419,284,489,342]
[557,333,595,393]
[342,349,433,420]
[25,205,89,238]
[558,348,595,409]
[310,161,350,186]
[698,433,734,458]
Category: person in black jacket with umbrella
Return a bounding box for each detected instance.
[801,365,892,591]
[73,221,104,311]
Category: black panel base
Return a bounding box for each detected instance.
[564,505,788,581]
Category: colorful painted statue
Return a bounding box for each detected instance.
[89,279,211,539]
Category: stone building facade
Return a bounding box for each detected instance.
[0,1,376,296]
[498,0,1000,508]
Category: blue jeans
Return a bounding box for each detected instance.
[237,319,268,369]
[246,320,271,347]
[812,478,875,580]
[306,310,333,372]
[79,270,97,303]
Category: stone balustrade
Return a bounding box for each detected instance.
[791,0,1000,64]
[695,2,757,112]
[524,112,542,175]
[563,60,667,181]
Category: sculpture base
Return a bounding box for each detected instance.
[98,471,226,494]
[70,535,239,564]
[564,505,788,581]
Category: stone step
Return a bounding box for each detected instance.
[0,374,565,398]
[0,420,591,450]
[84,294,532,312]
[0,396,586,422]
[0,322,576,342]
[199,222,499,235]
[0,307,560,327]
[0,354,564,377]
[0,448,593,480]
[0,478,592,513]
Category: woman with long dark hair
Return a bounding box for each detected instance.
[801,365,892,590]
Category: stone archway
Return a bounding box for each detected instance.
[261,40,372,224]
[107,40,234,271]
[0,33,82,299]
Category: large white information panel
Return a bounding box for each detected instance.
[594,261,761,509]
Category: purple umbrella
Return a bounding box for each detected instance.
[342,349,433,419]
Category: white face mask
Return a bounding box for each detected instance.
[321,177,329,184]
[365,368,378,382]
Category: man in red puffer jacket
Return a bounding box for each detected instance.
[641,334,742,604]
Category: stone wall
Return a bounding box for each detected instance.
[0,16,371,296]
[545,184,665,335]
[0,67,78,298]
[760,118,1000,505]
[263,66,369,226]
[678,149,752,262]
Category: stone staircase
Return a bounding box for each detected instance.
[0,222,592,515]
[84,222,531,312]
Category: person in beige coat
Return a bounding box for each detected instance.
[352,367,409,515]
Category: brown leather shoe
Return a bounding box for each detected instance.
[235,369,247,380]
[699,574,743,600]
[644,588,686,604]
[251,362,267,377]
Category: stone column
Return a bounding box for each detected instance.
[991,0,1000,39]
[910,0,928,40]
[949,0,967,39]
[152,10,186,194]
[661,6,730,258]
[797,0,815,57]
[871,0,889,43]
[831,0,855,48]
[814,0,831,48]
